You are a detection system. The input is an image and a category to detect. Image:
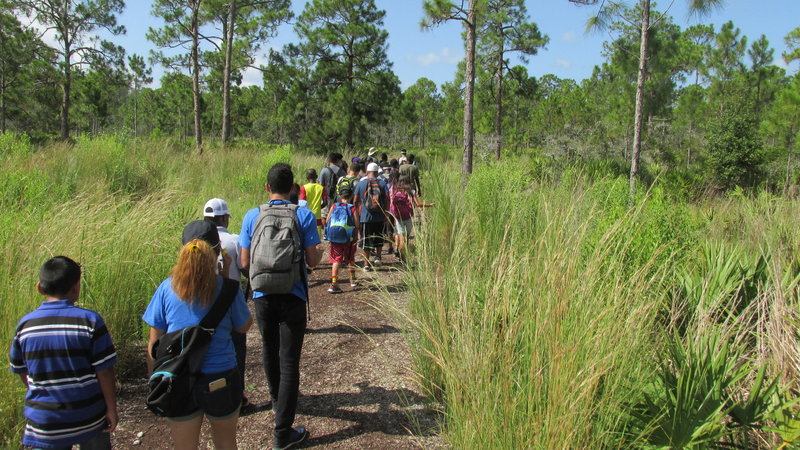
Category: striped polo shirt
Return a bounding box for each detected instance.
[9,300,116,448]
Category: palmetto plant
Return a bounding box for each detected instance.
[630,330,747,447]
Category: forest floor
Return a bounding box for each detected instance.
[113,251,446,449]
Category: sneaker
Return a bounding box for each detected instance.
[327,284,342,294]
[272,427,309,450]
[362,263,373,272]
[372,258,382,267]
[349,279,358,287]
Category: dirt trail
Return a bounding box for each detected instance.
[113,255,445,449]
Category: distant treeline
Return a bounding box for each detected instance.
[1,1,798,189]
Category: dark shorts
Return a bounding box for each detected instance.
[359,222,385,250]
[170,368,242,422]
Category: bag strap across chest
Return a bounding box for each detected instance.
[199,278,239,329]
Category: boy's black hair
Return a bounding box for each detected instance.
[39,256,81,296]
[408,154,415,163]
[306,168,318,181]
[289,183,301,204]
[340,161,348,173]
[351,161,364,173]
[338,190,354,202]
[389,158,399,169]
[268,163,294,194]
[380,152,388,161]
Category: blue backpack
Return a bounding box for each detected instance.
[326,202,355,244]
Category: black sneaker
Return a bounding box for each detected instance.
[272,427,309,450]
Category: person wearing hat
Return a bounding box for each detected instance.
[203,198,242,281]
[398,149,408,165]
[202,198,251,410]
[353,162,390,268]
[143,220,253,449]
[366,147,379,164]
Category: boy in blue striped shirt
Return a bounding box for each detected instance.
[9,256,118,449]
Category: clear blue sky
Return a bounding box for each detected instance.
[111,0,799,90]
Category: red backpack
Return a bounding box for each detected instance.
[392,190,413,220]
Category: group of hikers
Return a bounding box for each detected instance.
[9,147,431,450]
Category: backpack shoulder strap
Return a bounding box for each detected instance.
[200,278,239,329]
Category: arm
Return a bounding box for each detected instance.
[17,372,28,388]
[412,195,435,208]
[96,367,118,433]
[240,247,250,273]
[306,245,323,269]
[146,327,165,376]
[234,315,253,334]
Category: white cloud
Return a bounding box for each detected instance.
[555,58,573,69]
[561,31,578,43]
[407,47,463,66]
[240,54,272,87]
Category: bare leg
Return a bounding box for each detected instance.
[209,414,239,450]
[331,262,340,281]
[168,415,203,450]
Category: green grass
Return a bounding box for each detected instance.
[390,158,800,448]
[3,135,800,448]
[0,135,320,445]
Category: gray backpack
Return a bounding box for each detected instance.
[249,203,303,294]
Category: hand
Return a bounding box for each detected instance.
[104,407,118,433]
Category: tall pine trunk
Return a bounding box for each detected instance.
[462,1,477,183]
[61,36,71,141]
[629,0,650,201]
[221,0,236,145]
[494,40,504,161]
[1,74,6,134]
[191,0,203,153]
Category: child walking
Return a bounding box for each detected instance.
[300,168,326,239]
[9,256,118,449]
[325,187,360,293]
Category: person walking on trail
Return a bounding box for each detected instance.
[400,153,422,196]
[366,147,379,164]
[354,162,390,269]
[10,256,118,450]
[398,148,408,165]
[239,163,322,450]
[319,153,344,232]
[300,168,325,240]
[337,161,361,199]
[325,186,360,293]
[202,198,252,410]
[203,198,243,281]
[143,221,253,450]
[392,177,434,259]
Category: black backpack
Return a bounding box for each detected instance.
[321,166,342,205]
[146,278,239,417]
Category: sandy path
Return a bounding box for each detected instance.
[113,255,445,449]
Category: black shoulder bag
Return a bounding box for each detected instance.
[146,278,239,417]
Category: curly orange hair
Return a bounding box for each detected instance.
[170,239,217,307]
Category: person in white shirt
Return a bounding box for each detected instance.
[204,198,243,281]
[202,197,251,409]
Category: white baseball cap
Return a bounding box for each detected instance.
[203,198,230,217]
[366,162,381,173]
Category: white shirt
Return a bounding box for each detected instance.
[217,226,242,280]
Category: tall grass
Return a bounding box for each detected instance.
[0,135,317,445]
[395,158,800,448]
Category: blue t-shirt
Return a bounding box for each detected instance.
[142,276,250,374]
[354,177,389,223]
[239,199,321,300]
[9,300,117,449]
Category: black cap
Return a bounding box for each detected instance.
[182,220,220,247]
